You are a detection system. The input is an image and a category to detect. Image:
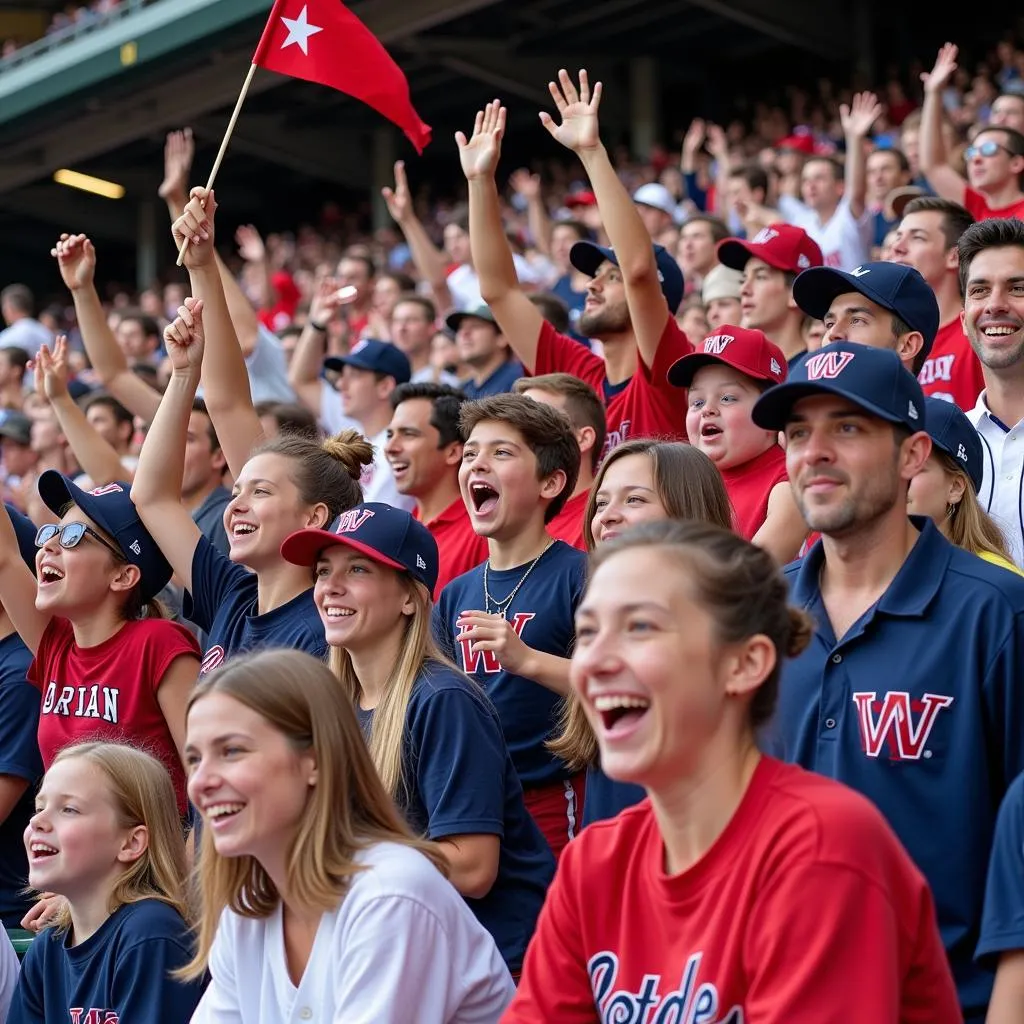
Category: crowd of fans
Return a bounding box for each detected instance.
[0,16,1023,1024]
[1,1,125,60]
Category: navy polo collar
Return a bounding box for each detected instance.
[789,516,953,620]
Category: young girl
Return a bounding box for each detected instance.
[669,325,808,562]
[908,397,1021,574]
[280,502,554,974]
[553,439,733,826]
[184,648,516,1022]
[130,260,372,670]
[505,520,961,1020]
[0,472,199,818]
[9,742,204,1023]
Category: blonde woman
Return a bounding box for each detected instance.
[280,504,553,974]
[184,649,515,1022]
[908,397,1021,574]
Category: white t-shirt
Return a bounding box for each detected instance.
[190,842,515,1024]
[246,325,296,405]
[0,317,51,357]
[446,255,545,311]
[779,194,873,271]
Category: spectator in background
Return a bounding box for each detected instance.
[548,219,591,341]
[990,91,1024,131]
[0,285,51,358]
[253,400,319,440]
[675,214,729,298]
[632,182,678,243]
[866,147,912,251]
[676,292,710,341]
[112,309,162,369]
[390,295,459,386]
[446,306,523,399]
[528,292,571,336]
[0,348,27,411]
[701,263,744,329]
[0,412,37,512]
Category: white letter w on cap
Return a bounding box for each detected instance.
[805,351,855,380]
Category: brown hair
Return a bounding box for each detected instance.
[901,196,975,249]
[514,373,607,473]
[392,293,437,323]
[459,394,581,522]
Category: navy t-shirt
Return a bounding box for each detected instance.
[7,899,205,1024]
[183,534,327,673]
[978,769,1024,966]
[433,540,586,789]
[581,765,646,828]
[0,632,42,928]
[551,273,589,344]
[460,360,524,399]
[355,662,554,971]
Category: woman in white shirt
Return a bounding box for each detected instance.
[183,648,515,1024]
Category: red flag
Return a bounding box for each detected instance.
[253,0,431,154]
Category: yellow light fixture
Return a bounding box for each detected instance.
[52,169,125,200]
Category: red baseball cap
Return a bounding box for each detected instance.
[716,223,824,275]
[777,132,816,155]
[565,190,597,209]
[667,326,788,388]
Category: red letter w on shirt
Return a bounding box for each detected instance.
[851,691,954,760]
[457,612,535,674]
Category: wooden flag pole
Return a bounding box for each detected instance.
[175,62,259,267]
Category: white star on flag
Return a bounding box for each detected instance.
[280,5,323,55]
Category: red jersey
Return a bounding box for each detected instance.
[917,319,985,412]
[28,617,200,813]
[548,490,589,551]
[964,186,1024,222]
[534,318,692,460]
[506,758,959,1023]
[721,444,788,541]
[415,497,488,599]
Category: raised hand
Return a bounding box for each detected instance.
[171,187,216,269]
[509,167,541,199]
[921,43,958,94]
[163,298,205,378]
[51,233,96,292]
[705,123,729,160]
[381,160,413,224]
[158,128,195,203]
[235,224,266,263]
[33,336,72,402]
[840,91,882,138]
[539,69,603,154]
[682,118,706,160]
[308,276,357,326]
[456,100,506,181]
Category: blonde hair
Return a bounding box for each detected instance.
[939,452,1014,562]
[181,649,446,979]
[43,742,189,933]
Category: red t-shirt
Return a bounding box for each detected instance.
[28,617,200,814]
[964,186,1024,222]
[415,498,488,599]
[534,318,692,459]
[506,757,959,1023]
[917,318,985,412]
[721,444,788,541]
[548,490,589,551]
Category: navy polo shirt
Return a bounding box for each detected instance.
[183,534,327,673]
[355,662,554,971]
[978,770,1024,968]
[775,517,1024,1019]
[433,540,586,789]
[460,359,524,399]
[0,632,42,928]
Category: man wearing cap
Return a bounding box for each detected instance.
[752,340,1024,1022]
[0,411,38,512]
[460,86,691,458]
[793,260,939,376]
[701,263,744,330]
[322,339,415,511]
[718,222,825,366]
[889,197,985,410]
[632,183,678,242]
[444,306,522,399]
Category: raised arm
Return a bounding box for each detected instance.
[839,91,882,220]
[34,337,130,487]
[510,168,552,258]
[542,70,668,368]
[130,300,207,594]
[173,189,263,478]
[287,277,354,414]
[52,234,161,423]
[460,101,545,371]
[919,43,968,203]
[234,225,274,311]
[0,506,48,655]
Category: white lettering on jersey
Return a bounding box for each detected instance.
[601,420,632,460]
[42,682,118,723]
[458,612,535,674]
[918,354,955,387]
[851,691,954,760]
[588,951,744,1023]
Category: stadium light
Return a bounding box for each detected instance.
[52,169,125,200]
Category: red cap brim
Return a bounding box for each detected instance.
[280,528,407,573]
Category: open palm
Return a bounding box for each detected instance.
[540,69,603,154]
[456,100,506,180]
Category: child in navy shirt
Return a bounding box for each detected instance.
[433,394,586,859]
[281,502,554,972]
[9,742,203,1023]
[131,289,371,672]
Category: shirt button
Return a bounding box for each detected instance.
[831,653,842,664]
[825,718,836,729]
[300,1010,313,1020]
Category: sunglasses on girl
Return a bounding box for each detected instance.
[35,523,125,563]
[965,140,1017,160]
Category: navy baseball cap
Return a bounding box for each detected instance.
[569,240,685,315]
[793,262,940,354]
[281,501,439,594]
[924,397,983,492]
[35,472,173,600]
[6,503,38,571]
[323,339,411,385]
[752,341,926,433]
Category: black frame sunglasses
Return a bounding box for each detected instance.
[35,523,126,563]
